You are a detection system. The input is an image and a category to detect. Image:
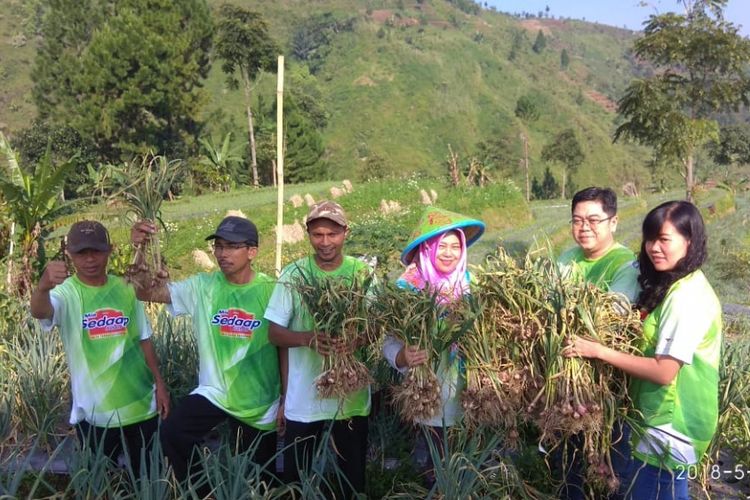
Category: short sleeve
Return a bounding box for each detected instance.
[609,261,640,304]
[382,335,408,374]
[134,300,153,341]
[654,287,714,365]
[166,277,197,317]
[264,274,295,328]
[38,292,64,332]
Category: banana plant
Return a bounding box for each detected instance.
[197,132,245,191]
[0,132,78,296]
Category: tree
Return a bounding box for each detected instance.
[515,95,541,121]
[215,5,278,188]
[711,124,750,167]
[286,65,329,130]
[560,48,570,69]
[541,128,584,199]
[532,29,546,53]
[474,135,521,179]
[290,13,356,74]
[531,167,559,200]
[614,3,750,201]
[32,0,213,163]
[13,121,98,199]
[508,29,526,61]
[277,100,326,184]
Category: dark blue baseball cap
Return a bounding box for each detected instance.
[205,216,259,246]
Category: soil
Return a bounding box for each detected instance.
[584,89,618,113]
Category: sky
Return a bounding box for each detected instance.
[485,0,750,36]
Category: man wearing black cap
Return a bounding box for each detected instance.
[30,220,170,473]
[265,200,372,498]
[131,216,282,490]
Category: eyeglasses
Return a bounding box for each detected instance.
[570,216,613,228]
[212,242,249,252]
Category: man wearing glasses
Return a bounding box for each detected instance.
[131,216,282,492]
[555,187,639,499]
[559,186,640,303]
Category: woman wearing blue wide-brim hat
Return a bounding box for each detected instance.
[382,206,484,486]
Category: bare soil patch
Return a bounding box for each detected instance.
[584,89,618,113]
[518,18,569,36]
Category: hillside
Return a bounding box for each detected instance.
[0,0,655,189]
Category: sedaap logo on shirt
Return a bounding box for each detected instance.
[211,308,262,338]
[82,309,130,339]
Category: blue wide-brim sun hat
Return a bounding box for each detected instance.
[401,206,485,265]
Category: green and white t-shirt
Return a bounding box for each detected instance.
[558,243,640,303]
[264,256,371,423]
[43,275,156,427]
[167,271,280,430]
[630,270,722,469]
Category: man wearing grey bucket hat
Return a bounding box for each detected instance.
[131,215,282,493]
[30,220,169,475]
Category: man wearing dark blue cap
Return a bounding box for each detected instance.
[131,216,283,491]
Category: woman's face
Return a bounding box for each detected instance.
[434,232,462,274]
[645,220,689,272]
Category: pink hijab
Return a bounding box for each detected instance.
[398,229,469,302]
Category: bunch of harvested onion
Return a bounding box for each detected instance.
[460,255,548,443]
[469,248,642,494]
[117,153,181,289]
[294,268,375,400]
[369,282,476,423]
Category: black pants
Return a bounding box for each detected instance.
[75,415,159,474]
[554,421,631,500]
[160,394,277,486]
[284,416,368,499]
[414,425,445,487]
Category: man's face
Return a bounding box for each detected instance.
[212,238,257,277]
[68,248,111,284]
[307,219,347,267]
[571,200,617,259]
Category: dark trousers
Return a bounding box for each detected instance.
[556,421,631,500]
[284,416,368,499]
[160,394,277,487]
[75,415,159,474]
[414,425,445,488]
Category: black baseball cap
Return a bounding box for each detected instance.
[67,220,112,253]
[205,216,259,246]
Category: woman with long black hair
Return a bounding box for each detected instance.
[568,200,721,499]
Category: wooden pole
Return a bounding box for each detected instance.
[6,222,14,287]
[520,132,530,202]
[274,56,285,277]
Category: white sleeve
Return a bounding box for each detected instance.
[382,335,408,374]
[134,300,153,341]
[654,289,713,365]
[264,280,294,328]
[166,279,193,317]
[38,293,63,332]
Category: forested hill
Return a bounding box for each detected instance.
[0,0,653,188]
